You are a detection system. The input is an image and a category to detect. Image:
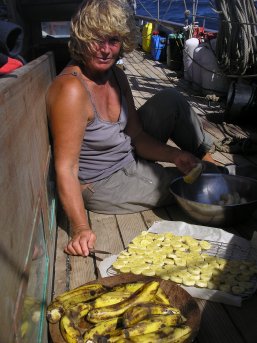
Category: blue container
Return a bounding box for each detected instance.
[151,33,166,61]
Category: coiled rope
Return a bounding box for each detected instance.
[213,0,257,75]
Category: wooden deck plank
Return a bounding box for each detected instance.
[124,50,257,173]
[69,255,96,289]
[196,300,244,343]
[88,212,123,253]
[140,208,171,228]
[69,211,96,288]
[88,211,124,274]
[224,296,257,343]
[52,226,69,297]
[116,212,148,246]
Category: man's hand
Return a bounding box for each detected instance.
[64,228,96,256]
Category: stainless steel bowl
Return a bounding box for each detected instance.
[169,174,257,227]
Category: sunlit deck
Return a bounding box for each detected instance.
[51,49,257,343]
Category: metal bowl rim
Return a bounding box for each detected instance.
[169,173,257,208]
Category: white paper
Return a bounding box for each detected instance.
[99,221,257,307]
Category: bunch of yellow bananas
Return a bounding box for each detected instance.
[47,280,192,343]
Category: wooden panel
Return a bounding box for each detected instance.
[0,53,56,343]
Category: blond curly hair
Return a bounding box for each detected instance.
[69,0,138,64]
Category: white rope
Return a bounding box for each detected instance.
[214,0,257,75]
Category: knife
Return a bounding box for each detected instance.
[89,249,111,254]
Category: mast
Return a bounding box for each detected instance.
[192,0,196,26]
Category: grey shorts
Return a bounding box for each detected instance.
[82,158,181,214]
[82,88,213,214]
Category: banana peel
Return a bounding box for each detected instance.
[87,281,159,323]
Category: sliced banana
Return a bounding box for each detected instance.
[163,258,175,265]
[219,283,231,293]
[199,240,212,250]
[183,163,203,184]
[170,275,183,283]
[130,266,145,275]
[207,281,219,290]
[141,269,156,277]
[231,286,245,295]
[238,281,253,290]
[200,274,212,282]
[187,266,201,275]
[236,273,251,282]
[182,276,196,286]
[174,258,187,267]
[119,266,131,273]
[195,280,208,288]
[113,231,257,296]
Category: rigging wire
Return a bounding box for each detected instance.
[162,0,174,20]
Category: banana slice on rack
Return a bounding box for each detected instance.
[207,281,219,290]
[130,266,145,275]
[238,281,253,290]
[174,258,187,267]
[170,274,183,283]
[199,240,212,250]
[187,266,201,275]
[236,273,251,282]
[182,276,196,286]
[188,273,200,281]
[231,285,245,295]
[200,274,212,282]
[195,280,208,288]
[219,283,231,293]
[120,266,131,273]
[141,268,156,277]
[112,231,257,297]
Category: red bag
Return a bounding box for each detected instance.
[0,56,23,74]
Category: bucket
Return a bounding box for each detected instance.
[142,22,153,53]
[192,39,229,95]
[183,38,199,82]
[166,33,184,70]
[151,32,166,61]
[226,80,257,123]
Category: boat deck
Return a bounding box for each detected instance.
[51,49,257,343]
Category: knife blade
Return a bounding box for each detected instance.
[89,249,111,254]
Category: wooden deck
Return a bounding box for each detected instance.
[51,49,257,343]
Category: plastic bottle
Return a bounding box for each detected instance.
[166,33,184,70]
[150,31,166,61]
[142,22,153,53]
[192,39,229,95]
[183,37,199,82]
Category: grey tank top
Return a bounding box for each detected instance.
[69,70,135,183]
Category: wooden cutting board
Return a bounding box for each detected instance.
[49,273,201,343]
